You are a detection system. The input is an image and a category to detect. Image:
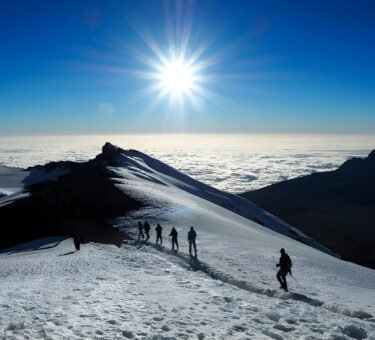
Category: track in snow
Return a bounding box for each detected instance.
[130,240,374,322]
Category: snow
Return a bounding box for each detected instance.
[23,166,70,186]
[1,144,374,339]
[109,148,335,255]
[0,190,30,208]
[0,164,69,207]
[1,239,374,339]
[0,237,67,255]
[0,165,29,196]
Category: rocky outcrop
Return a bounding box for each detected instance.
[0,143,143,250]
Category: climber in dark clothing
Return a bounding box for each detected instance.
[276,248,292,292]
[144,221,151,241]
[188,226,197,257]
[155,223,163,245]
[137,221,144,241]
[169,227,179,251]
[73,232,81,251]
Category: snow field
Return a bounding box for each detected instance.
[1,239,374,340]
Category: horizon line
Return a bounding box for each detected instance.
[0,132,375,137]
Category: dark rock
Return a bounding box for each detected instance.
[0,143,143,250]
[242,150,375,269]
[368,149,375,161]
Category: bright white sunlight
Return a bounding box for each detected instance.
[158,57,196,97]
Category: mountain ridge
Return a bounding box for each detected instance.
[0,142,333,256]
[242,150,375,268]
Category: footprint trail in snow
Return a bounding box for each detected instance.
[1,239,374,340]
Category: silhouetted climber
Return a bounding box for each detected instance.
[169,227,179,251]
[155,223,163,245]
[188,226,197,257]
[144,221,151,241]
[73,232,81,251]
[276,248,292,292]
[137,221,145,241]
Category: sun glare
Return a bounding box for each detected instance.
[83,2,279,115]
[159,58,195,96]
[102,2,225,112]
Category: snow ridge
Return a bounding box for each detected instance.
[106,143,336,256]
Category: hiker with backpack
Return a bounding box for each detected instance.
[137,221,145,241]
[144,221,151,241]
[276,248,292,292]
[188,226,197,257]
[155,223,163,245]
[169,227,179,251]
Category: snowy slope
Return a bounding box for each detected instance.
[0,163,69,201]
[1,239,374,340]
[105,144,335,255]
[0,166,30,209]
[0,165,29,196]
[105,145,374,309]
[1,143,374,339]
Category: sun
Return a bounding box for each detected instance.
[112,2,222,111]
[158,57,196,97]
[85,2,274,114]
[143,52,205,108]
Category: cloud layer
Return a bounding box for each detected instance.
[0,135,373,193]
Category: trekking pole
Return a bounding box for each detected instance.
[290,274,303,289]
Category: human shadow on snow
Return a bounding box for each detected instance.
[126,239,373,321]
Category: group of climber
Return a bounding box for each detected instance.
[136,221,198,257]
[137,221,293,291]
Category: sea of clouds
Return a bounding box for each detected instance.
[0,134,374,193]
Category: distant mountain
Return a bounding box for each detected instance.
[0,143,333,256]
[242,150,375,269]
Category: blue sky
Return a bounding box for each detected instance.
[0,0,374,134]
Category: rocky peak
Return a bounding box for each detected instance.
[368,149,375,161]
[99,143,126,161]
[337,149,375,174]
[102,142,120,154]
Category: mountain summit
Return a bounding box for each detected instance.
[0,142,332,254]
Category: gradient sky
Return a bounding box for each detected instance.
[0,0,374,134]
